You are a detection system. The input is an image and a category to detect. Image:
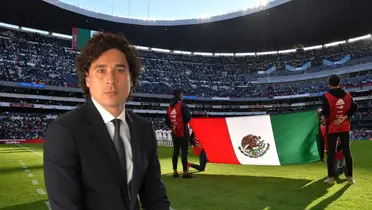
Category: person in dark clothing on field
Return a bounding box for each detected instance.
[165,88,194,178]
[318,74,358,185]
[188,131,208,172]
[318,116,346,177]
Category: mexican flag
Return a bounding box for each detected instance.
[189,111,320,165]
[72,28,100,50]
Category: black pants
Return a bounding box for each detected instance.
[327,132,353,177]
[334,159,346,176]
[190,150,208,171]
[172,136,189,172]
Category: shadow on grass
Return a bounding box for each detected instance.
[309,184,351,210]
[0,200,49,210]
[161,174,350,210]
[0,165,43,174]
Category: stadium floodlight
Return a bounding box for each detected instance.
[21,27,49,35]
[324,40,346,48]
[51,33,72,40]
[173,50,192,55]
[303,45,323,51]
[194,52,213,56]
[278,49,296,54]
[257,51,277,55]
[134,45,150,51]
[215,53,234,57]
[235,52,256,56]
[151,48,170,53]
[0,22,18,29]
[348,34,371,43]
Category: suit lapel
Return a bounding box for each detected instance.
[83,97,130,208]
[126,111,141,206]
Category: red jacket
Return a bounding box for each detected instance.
[324,92,351,134]
[167,102,185,137]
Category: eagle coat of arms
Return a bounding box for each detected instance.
[238,134,270,158]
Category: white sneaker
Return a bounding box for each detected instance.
[347,177,355,185]
[324,177,335,185]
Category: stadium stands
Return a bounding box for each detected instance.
[0,112,371,140]
[1,29,372,98]
[0,112,55,140]
[0,27,371,141]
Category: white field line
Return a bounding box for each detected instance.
[45,201,51,210]
[16,144,43,157]
[15,144,49,209]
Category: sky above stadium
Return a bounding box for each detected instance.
[62,0,267,20]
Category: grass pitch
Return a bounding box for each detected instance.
[0,141,371,210]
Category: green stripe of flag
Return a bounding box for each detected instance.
[271,111,321,165]
[77,28,92,51]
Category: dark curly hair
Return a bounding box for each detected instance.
[76,32,142,97]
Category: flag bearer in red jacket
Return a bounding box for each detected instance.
[318,74,358,185]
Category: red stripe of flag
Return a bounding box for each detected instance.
[72,27,78,50]
[190,118,239,164]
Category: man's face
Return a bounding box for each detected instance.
[86,49,131,109]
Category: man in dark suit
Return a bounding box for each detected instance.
[43,32,171,210]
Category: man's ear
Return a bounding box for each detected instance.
[85,72,90,88]
[127,74,133,95]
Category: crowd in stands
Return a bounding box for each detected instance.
[0,30,78,86]
[0,29,371,141]
[1,29,372,98]
[147,117,168,131]
[353,111,372,120]
[0,112,56,139]
[1,112,371,140]
[351,129,372,140]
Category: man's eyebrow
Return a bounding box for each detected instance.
[94,64,107,69]
[93,64,127,69]
[115,64,127,68]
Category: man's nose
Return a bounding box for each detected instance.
[106,70,117,84]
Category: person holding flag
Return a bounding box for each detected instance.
[165,88,193,178]
[318,74,358,185]
[318,114,346,177]
[188,131,208,172]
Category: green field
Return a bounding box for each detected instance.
[0,142,372,210]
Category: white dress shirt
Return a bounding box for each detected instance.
[92,97,133,183]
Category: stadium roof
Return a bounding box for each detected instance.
[53,0,287,25]
[58,0,281,22]
[2,0,372,53]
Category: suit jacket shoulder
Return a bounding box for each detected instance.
[126,110,152,128]
[51,103,87,130]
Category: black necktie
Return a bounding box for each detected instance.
[111,119,131,200]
